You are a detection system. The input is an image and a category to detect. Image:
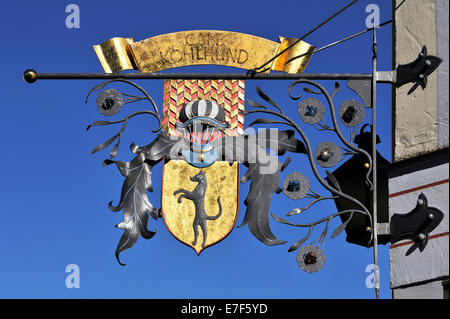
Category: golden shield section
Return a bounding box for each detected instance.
[162,160,239,255]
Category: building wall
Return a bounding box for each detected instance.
[393,280,446,299]
[393,0,449,162]
[390,0,449,299]
[388,160,448,295]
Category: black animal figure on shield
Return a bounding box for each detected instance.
[174,170,222,247]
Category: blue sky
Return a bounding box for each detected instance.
[0,0,394,298]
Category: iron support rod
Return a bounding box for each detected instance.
[252,0,359,72]
[23,70,372,83]
[371,27,380,300]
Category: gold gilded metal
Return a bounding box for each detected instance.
[162,160,239,255]
[93,31,314,74]
[93,37,136,73]
[130,30,278,72]
[272,37,316,74]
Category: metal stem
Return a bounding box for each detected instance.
[286,19,393,65]
[251,0,359,73]
[23,70,372,82]
[246,106,372,224]
[371,27,380,300]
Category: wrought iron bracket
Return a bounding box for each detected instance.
[389,193,444,254]
[375,70,396,84]
[376,223,390,236]
[375,46,442,95]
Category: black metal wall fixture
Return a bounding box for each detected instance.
[23,20,443,299]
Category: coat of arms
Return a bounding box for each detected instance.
[160,87,242,255]
[85,75,309,265]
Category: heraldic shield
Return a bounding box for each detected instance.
[162,160,239,254]
[161,79,244,254]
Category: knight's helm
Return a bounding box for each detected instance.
[176,99,228,145]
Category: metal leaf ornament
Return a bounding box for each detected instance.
[212,129,307,246]
[103,134,185,265]
[105,154,158,266]
[87,110,161,159]
[330,215,353,238]
[288,226,313,252]
[237,130,306,245]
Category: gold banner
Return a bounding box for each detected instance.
[93,37,137,74]
[93,30,314,74]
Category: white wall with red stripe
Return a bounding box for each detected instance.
[388,162,449,294]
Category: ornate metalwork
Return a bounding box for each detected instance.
[298,97,325,125]
[297,245,326,273]
[282,172,310,200]
[338,99,365,127]
[395,46,442,94]
[96,89,123,116]
[390,193,444,255]
[315,142,342,168]
[23,31,443,300]
[244,80,374,272]
[84,76,378,269]
[83,78,315,262]
[102,134,183,266]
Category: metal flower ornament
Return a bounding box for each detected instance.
[23,0,444,299]
[297,245,326,273]
[298,98,325,125]
[81,77,374,270]
[85,80,311,264]
[246,80,374,272]
[96,89,123,116]
[315,142,342,168]
[282,172,310,200]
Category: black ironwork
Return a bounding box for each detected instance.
[245,80,375,268]
[22,29,443,300]
[250,0,359,74]
[396,46,442,94]
[325,124,391,247]
[390,193,444,255]
[23,70,373,82]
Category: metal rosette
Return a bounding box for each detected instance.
[297,97,325,125]
[315,142,341,168]
[296,245,326,273]
[96,89,123,116]
[282,171,310,200]
[338,99,365,127]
